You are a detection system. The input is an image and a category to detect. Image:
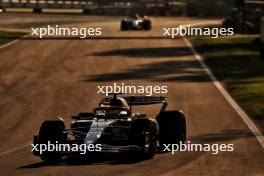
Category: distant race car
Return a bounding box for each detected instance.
[33,94,186,162]
[120,15,152,31]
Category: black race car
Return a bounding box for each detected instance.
[33,94,186,162]
[120,15,152,31]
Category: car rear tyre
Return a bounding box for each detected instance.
[131,118,158,159]
[38,120,66,162]
[121,20,128,31]
[33,7,42,13]
[157,111,186,151]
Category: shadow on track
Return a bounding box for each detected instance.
[83,60,211,82]
[18,153,149,168]
[83,44,214,82]
[91,47,191,58]
[189,129,259,142]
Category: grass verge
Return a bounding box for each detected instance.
[192,35,264,122]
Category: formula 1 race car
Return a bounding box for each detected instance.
[120,15,152,31]
[33,94,186,162]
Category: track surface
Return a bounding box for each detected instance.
[0,14,264,176]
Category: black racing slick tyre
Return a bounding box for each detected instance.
[157,111,186,151]
[131,118,158,159]
[33,7,42,13]
[261,50,264,60]
[38,120,66,162]
[121,20,128,31]
[143,20,151,30]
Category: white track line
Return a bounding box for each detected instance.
[0,38,20,49]
[0,34,29,50]
[0,143,30,156]
[0,28,31,49]
[183,37,264,149]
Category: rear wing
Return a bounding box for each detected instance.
[100,96,168,112]
[123,96,167,105]
[101,96,167,105]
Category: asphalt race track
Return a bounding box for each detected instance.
[0,14,264,176]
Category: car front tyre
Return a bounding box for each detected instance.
[131,118,158,159]
[38,120,66,162]
[157,111,186,152]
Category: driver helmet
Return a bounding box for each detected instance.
[109,97,129,110]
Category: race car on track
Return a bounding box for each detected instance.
[33,94,186,162]
[120,14,152,31]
